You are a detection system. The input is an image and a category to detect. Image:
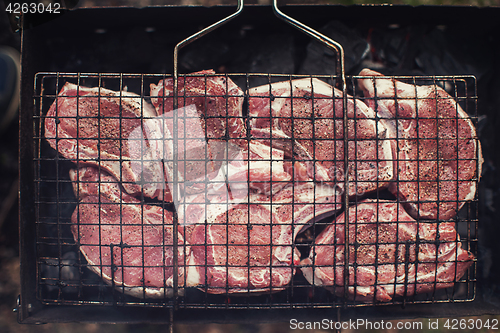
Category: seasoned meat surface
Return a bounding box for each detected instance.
[248,78,393,197]
[301,199,474,302]
[44,82,167,200]
[180,183,342,294]
[357,69,482,220]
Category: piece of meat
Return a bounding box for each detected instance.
[180,183,342,294]
[357,69,483,220]
[150,69,246,141]
[148,70,291,198]
[301,199,474,303]
[70,164,297,297]
[137,107,230,198]
[149,70,246,195]
[248,78,393,197]
[69,166,190,298]
[44,82,168,201]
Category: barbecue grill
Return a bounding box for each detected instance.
[17,1,500,327]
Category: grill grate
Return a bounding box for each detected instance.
[33,71,479,310]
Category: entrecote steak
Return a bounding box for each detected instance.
[357,69,483,220]
[248,78,393,197]
[301,199,474,302]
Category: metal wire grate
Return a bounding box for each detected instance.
[33,71,478,310]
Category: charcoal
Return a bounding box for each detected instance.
[179,38,231,73]
[42,251,79,294]
[299,20,369,76]
[227,33,295,87]
[363,25,429,73]
[415,26,493,81]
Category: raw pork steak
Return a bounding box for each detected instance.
[357,69,483,220]
[70,166,188,298]
[248,78,393,197]
[148,70,290,197]
[150,69,246,141]
[149,70,239,197]
[44,82,167,201]
[180,183,342,294]
[301,199,474,302]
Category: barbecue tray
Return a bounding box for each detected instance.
[18,1,492,326]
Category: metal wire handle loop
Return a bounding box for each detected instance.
[272,0,351,307]
[173,0,244,90]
